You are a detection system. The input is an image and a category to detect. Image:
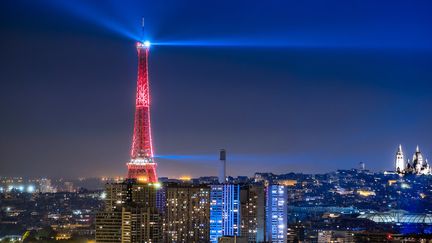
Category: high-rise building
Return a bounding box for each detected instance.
[164,183,210,242]
[240,184,266,243]
[210,184,241,243]
[129,182,160,208]
[265,185,287,243]
[210,185,224,243]
[127,40,157,183]
[121,206,161,242]
[96,180,162,243]
[95,211,122,242]
[104,183,129,211]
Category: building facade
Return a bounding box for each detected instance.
[96,180,162,243]
[95,211,122,242]
[240,184,266,242]
[164,184,210,242]
[266,185,287,243]
[210,184,241,243]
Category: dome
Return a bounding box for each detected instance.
[413,152,423,162]
[413,146,423,161]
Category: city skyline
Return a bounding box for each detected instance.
[1,0,432,179]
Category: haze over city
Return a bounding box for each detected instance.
[1,0,432,178]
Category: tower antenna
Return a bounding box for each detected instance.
[141,17,145,41]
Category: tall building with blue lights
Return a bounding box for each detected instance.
[266,185,287,243]
[210,184,241,243]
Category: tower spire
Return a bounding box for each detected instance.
[395,144,405,173]
[141,17,145,41]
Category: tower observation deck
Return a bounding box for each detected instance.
[127,40,157,182]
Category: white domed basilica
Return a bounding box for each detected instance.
[395,145,431,175]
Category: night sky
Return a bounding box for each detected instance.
[1,0,432,178]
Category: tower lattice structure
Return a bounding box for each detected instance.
[127,41,157,183]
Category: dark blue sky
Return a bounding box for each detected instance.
[1,0,432,178]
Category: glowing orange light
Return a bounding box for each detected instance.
[388,180,397,186]
[279,180,297,186]
[357,190,376,197]
[179,176,191,181]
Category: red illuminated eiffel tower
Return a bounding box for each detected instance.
[126,40,157,183]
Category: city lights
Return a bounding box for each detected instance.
[26,185,35,193]
[179,176,191,181]
[2,1,432,241]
